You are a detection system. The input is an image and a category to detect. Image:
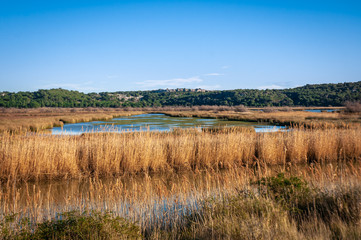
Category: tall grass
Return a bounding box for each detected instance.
[162,110,361,129]
[0,126,360,182]
[172,174,361,240]
[0,107,144,132]
[0,164,360,239]
[0,109,360,238]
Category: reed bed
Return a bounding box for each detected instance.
[0,163,360,239]
[162,110,361,129]
[0,126,361,182]
[0,168,252,237]
[1,110,361,238]
[0,107,144,132]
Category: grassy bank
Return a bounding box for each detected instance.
[161,110,361,129]
[0,108,144,132]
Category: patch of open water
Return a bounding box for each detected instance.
[303,109,340,112]
[52,113,286,135]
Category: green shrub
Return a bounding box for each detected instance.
[0,210,142,240]
[255,173,313,213]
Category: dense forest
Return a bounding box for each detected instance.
[1,81,360,108]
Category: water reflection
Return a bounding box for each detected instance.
[0,170,248,230]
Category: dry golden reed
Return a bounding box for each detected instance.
[161,109,361,129]
[0,126,360,182]
[0,107,144,132]
[0,163,360,238]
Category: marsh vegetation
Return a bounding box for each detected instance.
[0,109,360,239]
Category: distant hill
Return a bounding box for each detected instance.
[1,81,360,108]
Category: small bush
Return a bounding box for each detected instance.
[0,210,142,240]
[233,105,248,112]
[262,107,278,113]
[255,173,313,212]
[344,101,361,113]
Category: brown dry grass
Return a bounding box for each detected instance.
[0,107,144,132]
[0,126,360,182]
[0,108,360,239]
[162,110,361,129]
[0,162,360,239]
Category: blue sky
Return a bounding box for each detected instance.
[1,0,361,92]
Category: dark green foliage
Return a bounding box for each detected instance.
[0,210,142,240]
[1,81,361,108]
[255,173,313,212]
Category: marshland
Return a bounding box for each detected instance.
[0,107,361,239]
[2,0,361,238]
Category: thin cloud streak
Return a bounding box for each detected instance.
[204,73,224,76]
[40,82,101,92]
[257,84,284,90]
[136,77,203,88]
[106,75,119,79]
[196,84,221,90]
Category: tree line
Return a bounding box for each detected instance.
[1,81,360,108]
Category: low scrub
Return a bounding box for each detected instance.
[344,101,361,113]
[255,173,313,213]
[0,210,142,240]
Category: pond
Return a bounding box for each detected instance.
[52,113,286,135]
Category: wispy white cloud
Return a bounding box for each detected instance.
[204,73,224,76]
[106,75,119,79]
[257,84,284,90]
[136,77,203,88]
[221,65,230,69]
[196,84,221,90]
[258,81,300,90]
[40,82,101,92]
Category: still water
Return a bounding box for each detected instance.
[52,113,286,135]
[304,109,340,112]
